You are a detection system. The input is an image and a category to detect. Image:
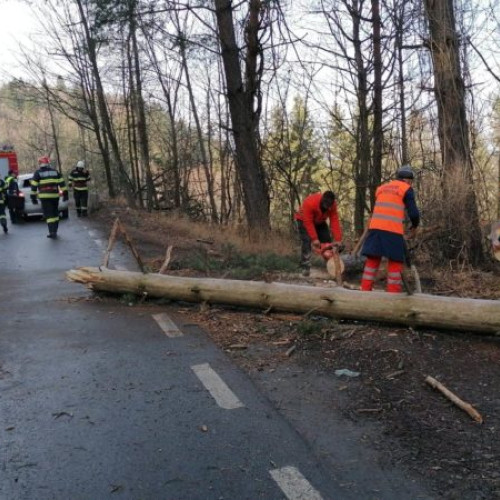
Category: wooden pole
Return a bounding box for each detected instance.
[102,218,121,268]
[66,267,500,334]
[116,220,145,273]
[159,245,173,274]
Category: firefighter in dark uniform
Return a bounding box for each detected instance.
[360,164,420,293]
[5,170,20,223]
[68,160,90,217]
[0,178,8,233]
[31,156,68,239]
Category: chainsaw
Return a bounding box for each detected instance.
[313,243,345,284]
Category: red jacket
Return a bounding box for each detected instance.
[294,192,343,242]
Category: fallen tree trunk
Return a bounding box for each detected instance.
[66,267,500,334]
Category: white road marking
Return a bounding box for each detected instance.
[269,466,324,500]
[153,313,183,338]
[191,363,244,410]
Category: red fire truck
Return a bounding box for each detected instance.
[0,145,19,179]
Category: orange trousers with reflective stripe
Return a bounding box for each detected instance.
[361,256,404,293]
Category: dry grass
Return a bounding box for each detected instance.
[100,199,298,257]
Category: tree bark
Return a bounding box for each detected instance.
[75,0,134,202]
[177,26,219,223]
[67,267,500,334]
[423,0,484,265]
[130,12,156,211]
[352,1,371,235]
[214,0,270,234]
[371,0,383,204]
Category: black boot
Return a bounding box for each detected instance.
[2,223,8,234]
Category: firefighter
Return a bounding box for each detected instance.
[68,160,90,217]
[31,156,68,239]
[0,177,8,233]
[5,170,20,223]
[360,164,420,293]
[294,191,343,276]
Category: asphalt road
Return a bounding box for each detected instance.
[0,213,433,500]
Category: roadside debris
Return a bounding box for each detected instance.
[334,368,361,378]
[425,375,483,424]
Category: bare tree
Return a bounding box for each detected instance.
[214,0,270,233]
[423,0,484,264]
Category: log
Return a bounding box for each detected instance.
[66,267,500,334]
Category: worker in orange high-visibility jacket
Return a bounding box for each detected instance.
[360,165,420,293]
[294,191,343,276]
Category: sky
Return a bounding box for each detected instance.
[0,1,38,81]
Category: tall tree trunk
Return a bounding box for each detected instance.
[78,58,115,198]
[371,0,383,205]
[395,5,409,165]
[44,82,62,171]
[142,29,182,209]
[75,0,134,202]
[423,0,484,264]
[352,1,371,234]
[123,37,141,206]
[130,14,156,211]
[178,32,219,222]
[214,0,270,234]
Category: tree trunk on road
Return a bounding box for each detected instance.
[67,267,500,334]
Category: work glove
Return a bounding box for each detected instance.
[311,239,321,252]
[62,191,69,202]
[31,196,38,205]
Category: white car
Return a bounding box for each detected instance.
[18,173,69,219]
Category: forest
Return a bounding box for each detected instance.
[1,0,500,266]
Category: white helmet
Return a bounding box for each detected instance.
[76,160,85,169]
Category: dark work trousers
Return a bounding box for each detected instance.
[74,190,89,216]
[0,202,7,232]
[41,198,60,236]
[7,197,17,223]
[296,220,332,270]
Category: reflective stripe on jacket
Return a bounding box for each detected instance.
[68,168,90,191]
[368,180,410,235]
[0,179,6,205]
[31,167,67,199]
[5,175,19,196]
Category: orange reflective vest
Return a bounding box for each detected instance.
[369,180,410,235]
